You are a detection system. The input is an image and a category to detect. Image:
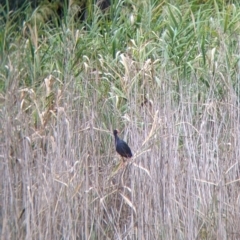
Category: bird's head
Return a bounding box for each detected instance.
[113,129,119,135]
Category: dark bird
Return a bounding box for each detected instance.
[113,129,133,159]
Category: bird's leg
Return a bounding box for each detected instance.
[116,157,124,170]
[115,157,127,172]
[122,157,129,167]
[120,157,124,168]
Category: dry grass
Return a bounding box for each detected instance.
[1,57,240,239]
[1,1,240,239]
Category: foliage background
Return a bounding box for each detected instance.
[1,0,240,239]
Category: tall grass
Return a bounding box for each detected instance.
[1,0,240,239]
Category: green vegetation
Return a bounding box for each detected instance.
[1,0,240,238]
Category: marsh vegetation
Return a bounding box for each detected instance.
[1,0,240,239]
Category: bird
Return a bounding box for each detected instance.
[113,129,133,160]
